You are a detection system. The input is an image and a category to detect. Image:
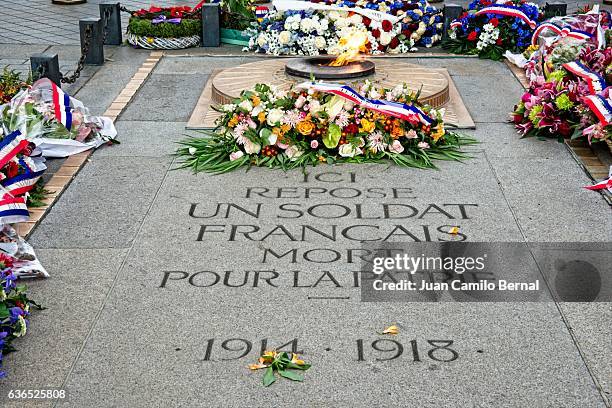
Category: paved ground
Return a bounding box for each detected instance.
[0,48,609,406]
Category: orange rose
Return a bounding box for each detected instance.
[297,120,315,136]
[391,125,403,139]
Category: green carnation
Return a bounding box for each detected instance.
[554,93,574,111]
[547,70,566,83]
[528,105,543,125]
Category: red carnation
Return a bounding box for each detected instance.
[371,28,381,38]
[490,18,499,27]
[389,37,400,49]
[362,16,371,26]
[401,29,411,37]
[467,31,478,41]
[382,20,393,32]
[512,114,523,124]
[5,161,18,178]
[344,124,359,134]
[496,38,502,45]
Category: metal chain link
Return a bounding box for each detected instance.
[60,24,92,84]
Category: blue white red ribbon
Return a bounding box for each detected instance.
[562,61,607,95]
[474,5,537,29]
[449,21,462,30]
[531,22,593,46]
[0,130,29,170]
[584,175,612,192]
[1,157,46,197]
[583,94,612,127]
[255,6,269,20]
[0,192,28,224]
[298,82,434,125]
[50,81,72,131]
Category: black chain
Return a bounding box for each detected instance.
[119,5,137,15]
[60,24,92,84]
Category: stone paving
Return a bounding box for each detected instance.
[0,50,608,406]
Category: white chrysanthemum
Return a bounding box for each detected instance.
[279,30,292,45]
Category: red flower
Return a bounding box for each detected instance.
[557,122,572,137]
[5,161,19,178]
[401,29,411,37]
[467,31,478,41]
[382,20,393,32]
[496,38,502,45]
[344,124,359,134]
[389,37,400,49]
[0,252,14,270]
[362,16,371,26]
[378,44,386,52]
[148,6,162,13]
[512,114,523,124]
[371,29,381,38]
[490,18,499,27]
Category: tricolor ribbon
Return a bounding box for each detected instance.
[47,80,73,130]
[449,21,462,30]
[474,5,537,29]
[1,157,46,197]
[583,95,612,127]
[0,130,29,170]
[584,167,612,192]
[562,61,607,95]
[0,192,29,225]
[255,6,269,20]
[298,82,434,125]
[531,23,593,46]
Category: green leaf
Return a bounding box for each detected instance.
[0,303,8,318]
[263,366,276,386]
[278,369,304,382]
[259,128,274,146]
[323,123,342,149]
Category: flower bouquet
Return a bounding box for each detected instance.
[247,0,443,55]
[443,0,541,60]
[0,250,42,378]
[512,45,611,143]
[127,5,202,49]
[0,69,30,105]
[5,78,117,158]
[177,81,476,174]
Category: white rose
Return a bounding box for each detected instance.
[338,144,362,157]
[285,145,304,160]
[308,100,322,115]
[257,34,267,47]
[379,32,392,46]
[244,140,261,154]
[266,108,284,125]
[238,100,253,112]
[279,30,291,45]
[329,11,340,20]
[251,105,264,116]
[349,13,363,25]
[314,36,326,49]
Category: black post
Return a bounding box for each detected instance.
[443,4,463,41]
[201,4,220,47]
[100,2,122,45]
[544,2,567,17]
[79,18,104,65]
[30,54,61,86]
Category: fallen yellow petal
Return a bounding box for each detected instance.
[291,353,305,365]
[248,363,268,370]
[382,325,399,335]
